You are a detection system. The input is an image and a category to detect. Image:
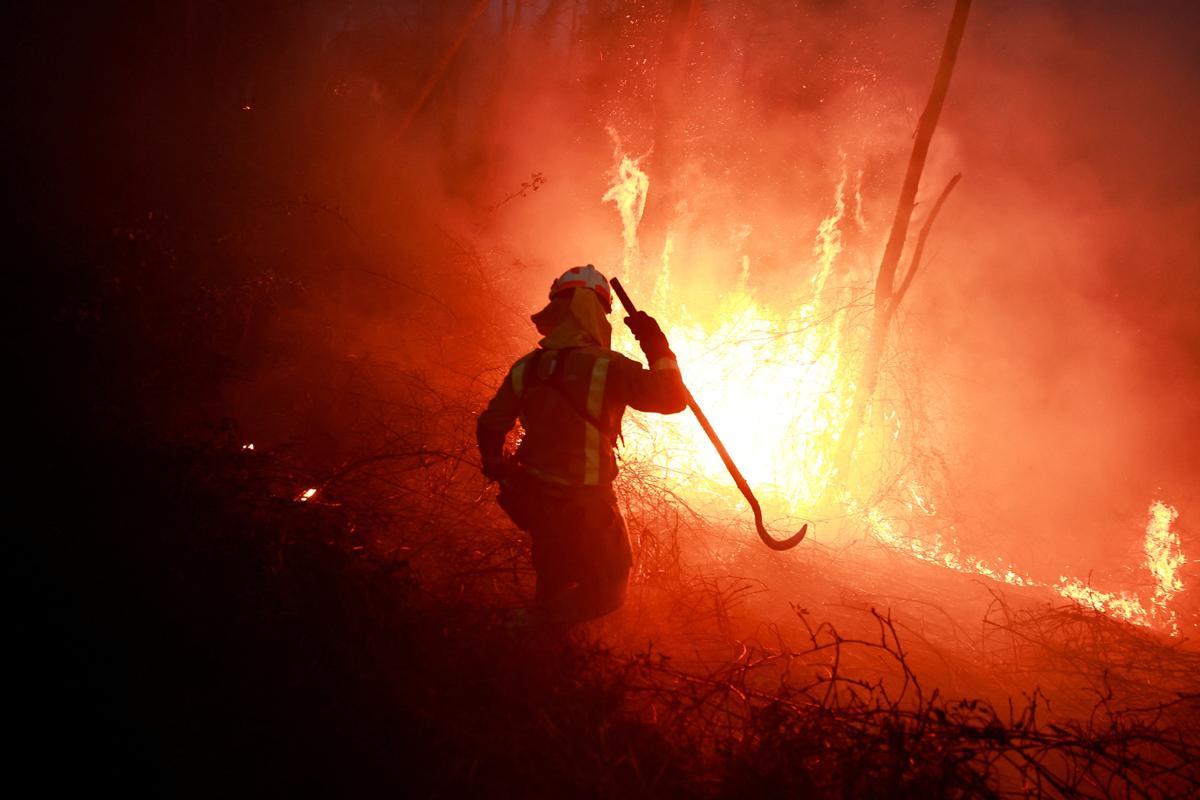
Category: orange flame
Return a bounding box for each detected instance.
[867,494,1187,633]
[602,148,1188,635]
[600,137,649,280]
[1051,502,1187,632]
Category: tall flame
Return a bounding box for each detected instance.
[1145,500,1186,632]
[613,162,861,517]
[601,143,649,280]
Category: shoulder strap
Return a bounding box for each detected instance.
[517,348,616,444]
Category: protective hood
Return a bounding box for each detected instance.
[531,287,612,350]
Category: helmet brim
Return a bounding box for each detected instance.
[551,287,612,314]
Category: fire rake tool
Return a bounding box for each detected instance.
[610,277,807,551]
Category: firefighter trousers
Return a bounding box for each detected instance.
[498,470,632,625]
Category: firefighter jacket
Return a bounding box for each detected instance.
[477,287,687,487]
[477,344,687,487]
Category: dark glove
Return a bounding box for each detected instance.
[624,311,675,363]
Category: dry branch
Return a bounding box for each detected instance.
[893,172,963,310]
[834,0,972,479]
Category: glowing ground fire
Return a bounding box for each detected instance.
[870,498,1188,633]
[601,150,1188,634]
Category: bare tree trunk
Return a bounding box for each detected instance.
[398,0,491,137]
[833,0,972,478]
[565,0,580,75]
[534,0,568,40]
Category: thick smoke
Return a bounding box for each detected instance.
[467,0,1199,593]
[23,0,1194,613]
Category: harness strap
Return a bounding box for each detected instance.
[516,349,613,439]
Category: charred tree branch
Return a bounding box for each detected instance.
[873,0,972,307]
[833,0,971,481]
[398,0,491,137]
[892,172,962,311]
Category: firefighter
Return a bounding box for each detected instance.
[477,264,687,625]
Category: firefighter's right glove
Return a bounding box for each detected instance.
[624,311,676,364]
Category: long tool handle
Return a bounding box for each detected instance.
[610,277,807,550]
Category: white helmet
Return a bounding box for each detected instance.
[549,264,612,312]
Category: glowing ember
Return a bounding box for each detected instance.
[242,443,255,451]
[298,487,318,502]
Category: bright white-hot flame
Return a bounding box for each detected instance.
[636,294,854,513]
[298,487,318,502]
[610,153,862,516]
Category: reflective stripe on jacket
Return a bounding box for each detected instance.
[477,346,687,487]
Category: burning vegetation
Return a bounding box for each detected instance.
[21,0,1200,796]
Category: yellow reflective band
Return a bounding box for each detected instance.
[511,357,528,397]
[583,357,609,485]
[650,356,680,372]
[586,357,609,417]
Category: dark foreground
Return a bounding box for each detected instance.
[24,429,1196,797]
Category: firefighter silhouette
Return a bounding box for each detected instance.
[478,265,686,624]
